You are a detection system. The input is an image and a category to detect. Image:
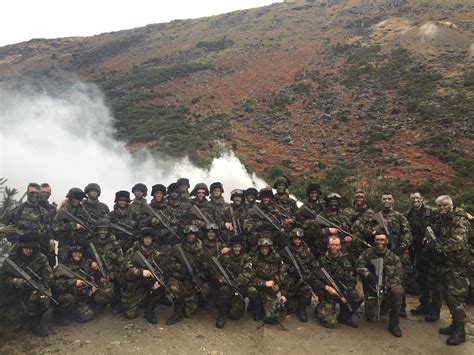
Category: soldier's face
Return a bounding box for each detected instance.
[410,193,422,208]
[196,190,206,201]
[232,196,242,205]
[327,239,341,256]
[72,251,83,262]
[382,194,394,209]
[276,183,286,194]
[186,233,197,243]
[437,201,452,215]
[21,247,33,257]
[70,198,81,207]
[97,228,109,239]
[118,199,128,208]
[88,190,99,200]
[212,188,222,199]
[27,190,40,204]
[292,237,302,247]
[374,235,388,252]
[40,188,51,202]
[134,190,145,199]
[232,244,242,255]
[246,195,256,204]
[153,191,164,202]
[309,191,319,201]
[179,185,189,193]
[328,199,339,211]
[354,193,365,207]
[262,196,270,205]
[170,191,179,200]
[207,230,216,241]
[143,236,153,246]
[260,246,270,256]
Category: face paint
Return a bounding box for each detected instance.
[27,191,40,204]
[354,193,365,207]
[232,244,242,255]
[437,201,452,215]
[309,191,319,201]
[410,193,422,209]
[374,235,388,252]
[276,183,286,194]
[382,194,394,210]
[97,228,109,239]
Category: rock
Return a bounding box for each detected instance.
[258,149,266,155]
[255,156,263,164]
[401,166,416,174]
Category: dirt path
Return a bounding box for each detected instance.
[1,295,473,354]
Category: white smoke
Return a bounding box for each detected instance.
[0,80,266,206]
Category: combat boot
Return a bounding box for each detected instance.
[215,306,226,329]
[399,302,407,318]
[30,315,48,338]
[424,304,440,322]
[144,301,158,324]
[337,305,359,328]
[166,302,184,325]
[388,322,402,338]
[446,323,466,346]
[297,304,308,323]
[52,308,71,327]
[252,299,263,321]
[410,303,430,315]
[439,323,456,335]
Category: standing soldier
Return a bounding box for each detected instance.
[296,183,325,258]
[357,231,404,337]
[39,183,57,219]
[280,228,315,322]
[213,234,254,328]
[166,225,209,325]
[129,183,148,220]
[243,187,258,212]
[0,183,55,267]
[166,182,191,225]
[121,228,165,324]
[404,192,434,317]
[83,183,109,218]
[188,183,217,233]
[223,189,247,241]
[272,176,298,216]
[1,232,53,337]
[248,238,289,324]
[312,236,362,329]
[373,192,412,317]
[53,188,92,262]
[428,195,470,346]
[209,182,228,236]
[176,178,191,202]
[108,190,137,253]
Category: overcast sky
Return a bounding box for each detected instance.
[0,0,282,47]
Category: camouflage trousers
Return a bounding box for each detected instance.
[55,293,94,322]
[0,289,49,328]
[168,277,209,315]
[316,288,362,326]
[286,277,313,312]
[248,285,286,322]
[363,284,404,323]
[215,284,246,320]
[121,281,163,319]
[428,263,444,309]
[442,269,469,324]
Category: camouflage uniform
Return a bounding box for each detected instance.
[296,199,325,258]
[121,241,165,321]
[83,199,110,219]
[344,204,374,259]
[130,197,148,220]
[0,236,53,337]
[188,198,218,233]
[244,201,285,250]
[222,201,247,242]
[209,195,228,237]
[108,204,138,253]
[314,209,352,259]
[312,252,362,327]
[356,247,404,326]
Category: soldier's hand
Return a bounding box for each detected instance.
[340,297,348,304]
[329,227,339,235]
[265,280,275,288]
[220,247,230,254]
[344,236,353,243]
[91,261,99,271]
[218,277,225,284]
[91,286,98,294]
[76,279,85,287]
[279,295,287,304]
[325,285,338,297]
[282,218,294,226]
[143,269,152,278]
[75,223,84,230]
[13,278,28,289]
[225,223,233,231]
[151,217,161,225]
[48,239,56,251]
[152,281,160,290]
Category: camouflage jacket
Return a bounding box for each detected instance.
[138,200,178,245]
[201,238,225,275]
[108,206,137,242]
[404,204,434,248]
[429,207,471,272]
[356,248,403,287]
[166,197,191,229]
[376,209,413,253]
[129,198,148,221]
[344,206,374,252]
[90,233,124,280]
[39,200,57,220]
[312,252,356,291]
[217,251,254,289]
[187,198,218,229]
[222,203,247,235]
[52,256,97,299]
[83,199,110,219]
[53,203,93,246]
[343,205,374,227]
[272,193,298,216]
[281,242,315,280]
[244,202,281,236]
[167,240,206,281]
[123,241,163,283]
[1,249,53,293]
[209,196,228,227]
[1,201,52,245]
[251,251,289,297]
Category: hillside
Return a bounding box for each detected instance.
[1,0,473,206]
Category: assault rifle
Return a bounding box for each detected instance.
[369,258,388,320]
[320,267,356,313]
[144,204,182,241]
[280,246,316,299]
[89,211,137,240]
[372,212,400,252]
[54,264,100,291]
[62,209,95,234]
[425,226,446,258]
[88,242,110,282]
[172,244,207,301]
[3,258,59,305]
[250,205,289,237]
[210,256,245,302]
[190,205,225,243]
[228,205,241,236]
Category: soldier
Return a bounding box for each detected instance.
[272,176,298,216]
[188,183,217,232]
[1,232,53,337]
[53,188,93,262]
[357,231,404,337]
[39,183,57,218]
[0,182,55,267]
[209,182,228,236]
[373,192,412,317]
[223,189,247,241]
[83,183,109,218]
[89,218,124,314]
[108,190,138,253]
[428,195,470,346]
[176,178,191,202]
[166,225,209,325]
[243,187,258,212]
[312,236,362,329]
[166,182,191,221]
[248,238,289,324]
[213,234,254,328]
[404,192,434,317]
[281,228,315,322]
[296,183,325,258]
[201,223,228,299]
[52,243,113,325]
[129,183,148,219]
[121,228,165,324]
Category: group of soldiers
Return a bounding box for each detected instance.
[0,177,472,347]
